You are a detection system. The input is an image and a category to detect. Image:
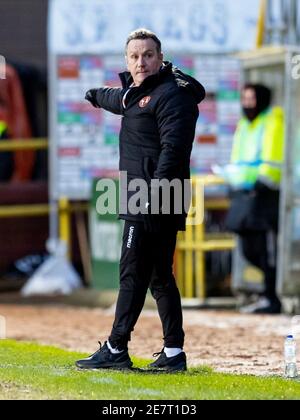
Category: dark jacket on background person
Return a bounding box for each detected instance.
[93,62,205,231]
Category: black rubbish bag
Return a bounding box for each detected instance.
[225,188,279,234]
[225,191,259,234]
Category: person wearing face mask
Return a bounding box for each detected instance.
[225,83,284,314]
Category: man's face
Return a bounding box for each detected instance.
[242,88,257,109]
[126,38,163,87]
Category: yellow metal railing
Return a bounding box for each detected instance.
[0,204,50,218]
[0,199,88,259]
[176,175,236,301]
[0,139,48,151]
[0,139,88,260]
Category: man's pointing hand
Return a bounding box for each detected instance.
[85,89,100,108]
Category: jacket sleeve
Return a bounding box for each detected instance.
[154,89,199,180]
[258,106,284,188]
[96,87,124,115]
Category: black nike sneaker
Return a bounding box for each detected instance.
[75,342,133,370]
[148,349,187,372]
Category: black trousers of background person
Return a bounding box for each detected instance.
[108,221,185,350]
[240,230,278,301]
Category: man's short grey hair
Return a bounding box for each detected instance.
[126,28,162,54]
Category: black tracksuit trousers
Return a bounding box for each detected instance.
[108,221,185,350]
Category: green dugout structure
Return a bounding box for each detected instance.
[89,179,123,290]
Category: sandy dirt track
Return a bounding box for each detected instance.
[0,304,295,376]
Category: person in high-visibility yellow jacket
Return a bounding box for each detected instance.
[230,101,284,191]
[226,84,284,314]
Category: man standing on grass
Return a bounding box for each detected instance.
[76,29,205,372]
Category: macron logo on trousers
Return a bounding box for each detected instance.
[127,226,135,249]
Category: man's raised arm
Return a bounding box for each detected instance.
[85,87,124,115]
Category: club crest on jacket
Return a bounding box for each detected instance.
[139,96,151,108]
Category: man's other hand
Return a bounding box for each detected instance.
[85,89,100,108]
